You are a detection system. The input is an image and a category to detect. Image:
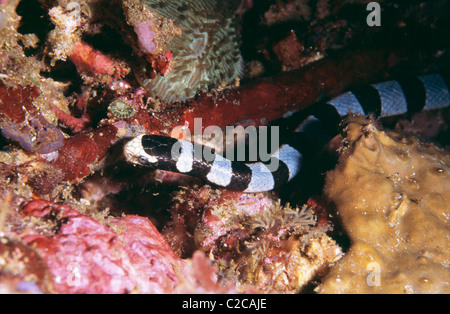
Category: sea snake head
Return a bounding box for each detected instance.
[124,134,184,169]
[124,134,159,166]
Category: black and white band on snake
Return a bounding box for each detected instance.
[124,73,450,193]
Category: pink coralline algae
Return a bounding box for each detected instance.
[1,116,64,154]
[17,200,240,294]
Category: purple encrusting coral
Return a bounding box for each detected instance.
[1,115,64,154]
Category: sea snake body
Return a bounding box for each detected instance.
[124,73,450,192]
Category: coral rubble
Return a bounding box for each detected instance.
[317,116,450,294]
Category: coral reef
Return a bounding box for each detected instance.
[317,116,450,294]
[0,0,449,295]
[179,45,405,133]
[1,198,242,293]
[0,83,64,153]
[107,100,137,119]
[163,187,342,293]
[0,237,52,294]
[69,41,129,81]
[129,0,244,103]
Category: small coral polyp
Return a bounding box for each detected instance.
[134,0,244,103]
[108,100,136,119]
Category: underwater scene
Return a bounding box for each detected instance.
[0,0,448,295]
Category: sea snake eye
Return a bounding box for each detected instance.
[138,156,151,165]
